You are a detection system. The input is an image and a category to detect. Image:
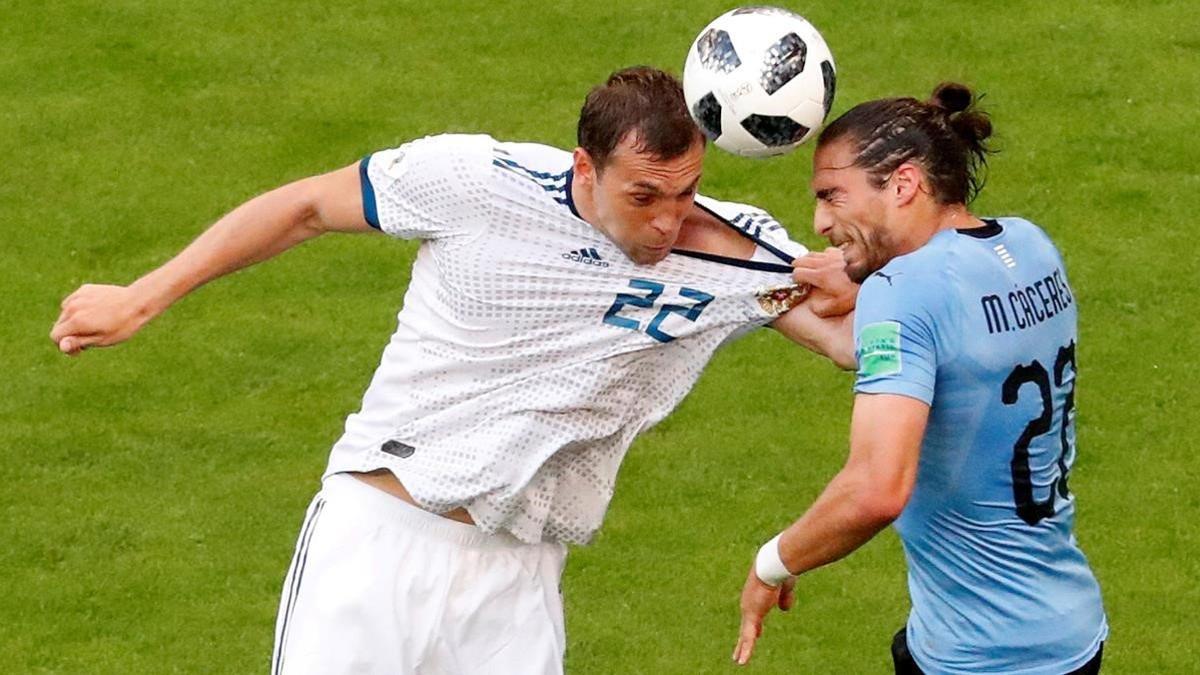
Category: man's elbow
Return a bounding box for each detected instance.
[833,348,857,371]
[851,487,909,527]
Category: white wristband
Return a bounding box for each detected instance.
[754,533,793,587]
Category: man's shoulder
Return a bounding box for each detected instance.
[371,133,498,183]
[870,226,997,289]
[493,140,573,166]
[693,194,804,255]
[694,194,777,228]
[989,216,1063,259]
[378,134,574,195]
[858,250,954,324]
[384,133,562,173]
[488,140,574,198]
[395,132,499,156]
[864,247,944,292]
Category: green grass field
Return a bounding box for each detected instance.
[4,0,1199,672]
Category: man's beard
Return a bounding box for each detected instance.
[844,228,895,283]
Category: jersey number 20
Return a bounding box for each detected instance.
[603,279,714,343]
[1001,342,1077,526]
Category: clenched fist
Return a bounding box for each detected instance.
[50,284,156,356]
[792,247,859,318]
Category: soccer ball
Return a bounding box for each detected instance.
[683,6,836,158]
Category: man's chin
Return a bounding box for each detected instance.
[846,262,873,284]
[634,247,671,265]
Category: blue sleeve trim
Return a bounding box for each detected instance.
[359,155,380,230]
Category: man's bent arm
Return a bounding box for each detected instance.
[733,393,927,665]
[775,393,928,572]
[51,163,368,355]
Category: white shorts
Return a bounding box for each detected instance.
[271,473,568,674]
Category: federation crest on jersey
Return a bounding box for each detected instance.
[756,283,809,315]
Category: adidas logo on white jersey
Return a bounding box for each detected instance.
[563,247,610,267]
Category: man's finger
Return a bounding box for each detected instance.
[734,619,753,662]
[792,267,826,286]
[778,578,796,611]
[792,255,824,270]
[734,618,760,665]
[50,314,82,343]
[807,296,838,317]
[59,333,102,356]
[59,336,80,355]
[51,312,97,341]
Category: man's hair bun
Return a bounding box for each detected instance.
[930,82,973,113]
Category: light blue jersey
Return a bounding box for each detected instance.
[854,218,1107,675]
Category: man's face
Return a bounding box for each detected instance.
[575,134,704,265]
[810,140,900,283]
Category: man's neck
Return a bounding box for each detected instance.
[895,203,982,255]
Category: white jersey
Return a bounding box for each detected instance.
[324,134,808,544]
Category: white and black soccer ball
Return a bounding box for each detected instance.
[683,6,836,158]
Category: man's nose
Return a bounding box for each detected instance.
[813,204,833,238]
[650,209,685,237]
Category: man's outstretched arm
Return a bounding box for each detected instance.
[51,162,367,355]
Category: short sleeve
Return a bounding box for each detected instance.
[852,270,944,405]
[359,134,492,240]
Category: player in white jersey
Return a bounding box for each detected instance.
[51,67,856,673]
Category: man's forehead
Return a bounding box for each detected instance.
[813,140,858,172]
[610,137,703,186]
[811,142,862,188]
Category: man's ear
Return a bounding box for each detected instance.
[890,162,924,207]
[572,147,597,185]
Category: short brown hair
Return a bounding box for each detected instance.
[817,82,994,204]
[577,66,703,170]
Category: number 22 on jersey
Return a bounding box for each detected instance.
[1003,341,1077,525]
[603,279,714,343]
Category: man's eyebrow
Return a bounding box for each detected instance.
[632,178,701,194]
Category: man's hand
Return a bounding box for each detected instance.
[793,247,859,318]
[733,566,795,666]
[50,284,155,355]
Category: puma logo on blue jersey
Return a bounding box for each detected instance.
[873,271,902,286]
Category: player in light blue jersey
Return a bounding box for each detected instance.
[734,83,1106,674]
